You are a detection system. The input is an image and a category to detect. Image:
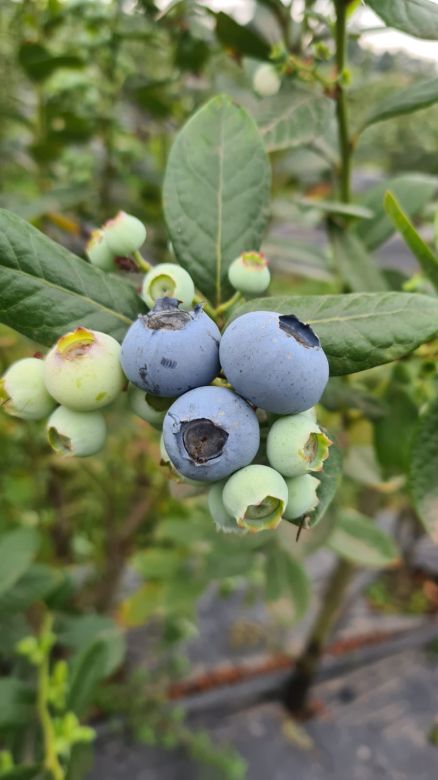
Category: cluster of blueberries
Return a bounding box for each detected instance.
[0,211,331,535]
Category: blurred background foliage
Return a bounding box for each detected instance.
[1,1,438,778]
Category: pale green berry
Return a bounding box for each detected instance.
[208,482,245,535]
[0,358,56,421]
[103,211,146,256]
[85,229,115,271]
[128,386,171,430]
[222,464,288,533]
[283,474,320,522]
[253,64,281,97]
[228,252,270,295]
[301,406,317,422]
[44,327,125,412]
[47,406,107,457]
[267,413,331,478]
[141,264,195,310]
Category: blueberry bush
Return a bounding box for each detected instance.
[1,0,438,777]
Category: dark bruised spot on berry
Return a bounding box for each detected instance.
[181,418,229,464]
[278,315,320,348]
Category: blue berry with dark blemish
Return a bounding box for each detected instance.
[162,385,260,482]
[120,298,221,397]
[219,311,329,414]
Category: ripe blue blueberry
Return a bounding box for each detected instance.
[120,298,221,398]
[220,311,329,414]
[162,385,260,482]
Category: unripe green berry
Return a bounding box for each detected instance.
[208,482,245,535]
[85,229,115,271]
[223,464,288,533]
[103,211,146,256]
[142,263,195,310]
[228,252,270,295]
[0,358,56,420]
[44,327,125,412]
[253,63,281,97]
[283,474,320,521]
[47,406,107,457]
[267,413,331,478]
[128,386,171,429]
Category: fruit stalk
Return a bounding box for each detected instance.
[334,0,351,203]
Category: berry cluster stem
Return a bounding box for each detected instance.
[132,250,151,273]
[36,613,65,780]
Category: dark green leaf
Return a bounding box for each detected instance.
[330,227,388,292]
[163,95,271,306]
[0,679,33,729]
[67,641,108,716]
[366,0,438,39]
[57,614,125,678]
[321,378,386,420]
[384,190,438,291]
[0,529,40,598]
[215,12,270,59]
[0,768,42,780]
[257,89,334,152]
[0,210,144,346]
[0,564,62,613]
[305,440,342,529]
[328,512,400,567]
[410,397,438,539]
[232,292,438,375]
[364,77,438,128]
[374,385,418,477]
[355,174,436,251]
[18,42,82,82]
[264,546,310,621]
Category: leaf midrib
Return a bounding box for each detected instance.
[215,112,225,307]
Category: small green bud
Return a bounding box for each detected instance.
[44,327,125,411]
[222,464,288,533]
[0,357,56,420]
[228,251,271,295]
[85,229,115,271]
[103,211,146,256]
[128,386,171,429]
[47,406,107,457]
[283,474,320,522]
[208,481,246,534]
[253,63,281,97]
[142,263,195,309]
[267,413,331,477]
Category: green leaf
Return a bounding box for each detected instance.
[232,292,438,375]
[67,641,108,717]
[132,548,183,579]
[215,12,271,59]
[0,210,144,346]
[355,174,436,251]
[257,89,335,152]
[0,768,42,780]
[384,190,438,291]
[366,0,438,39]
[0,529,39,598]
[163,95,271,306]
[322,378,386,420]
[0,679,33,729]
[18,42,83,82]
[410,398,438,540]
[305,440,342,529]
[0,564,62,613]
[363,77,438,129]
[330,227,388,292]
[57,614,125,678]
[328,511,399,567]
[296,198,373,220]
[264,546,310,622]
[374,385,418,477]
